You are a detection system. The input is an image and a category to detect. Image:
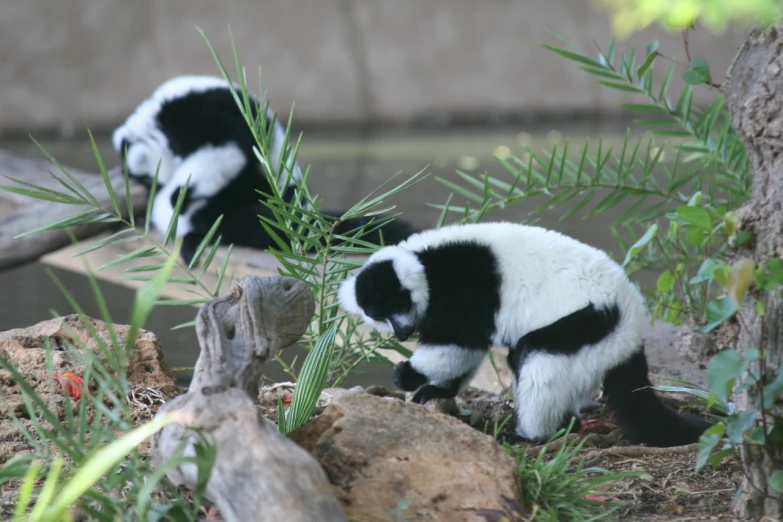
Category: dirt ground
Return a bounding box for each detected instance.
[1,382,737,522]
[457,387,737,522]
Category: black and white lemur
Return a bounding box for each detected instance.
[338,222,711,447]
[112,75,416,264]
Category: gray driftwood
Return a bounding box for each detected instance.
[0,149,147,271]
[151,275,346,522]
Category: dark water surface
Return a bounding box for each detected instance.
[0,122,656,387]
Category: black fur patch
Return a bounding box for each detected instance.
[603,345,711,447]
[354,261,414,322]
[411,383,462,404]
[507,302,621,375]
[392,361,428,391]
[415,241,501,349]
[393,360,472,404]
[155,87,268,159]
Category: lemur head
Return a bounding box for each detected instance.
[112,97,175,189]
[338,246,429,342]
[113,76,232,188]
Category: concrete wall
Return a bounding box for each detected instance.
[1,0,747,133]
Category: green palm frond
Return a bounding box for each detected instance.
[433,36,750,226]
[430,37,750,329]
[200,29,425,388]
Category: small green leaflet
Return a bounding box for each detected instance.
[683,56,712,85]
[622,224,658,268]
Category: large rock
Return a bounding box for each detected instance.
[289,391,521,522]
[0,314,177,464]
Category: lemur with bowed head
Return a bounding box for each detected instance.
[338,222,710,447]
[112,75,416,264]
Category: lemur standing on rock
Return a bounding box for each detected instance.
[338,222,711,447]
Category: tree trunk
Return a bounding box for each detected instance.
[725,25,783,521]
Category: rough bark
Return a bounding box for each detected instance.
[0,150,148,271]
[725,25,783,521]
[150,275,346,522]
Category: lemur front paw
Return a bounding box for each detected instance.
[393,360,428,392]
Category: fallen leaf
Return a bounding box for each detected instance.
[579,418,619,435]
[584,495,620,502]
[52,372,85,399]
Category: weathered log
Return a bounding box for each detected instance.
[150,275,346,522]
[0,149,147,271]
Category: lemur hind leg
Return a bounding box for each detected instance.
[393,344,488,405]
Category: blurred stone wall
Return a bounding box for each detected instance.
[0,0,746,133]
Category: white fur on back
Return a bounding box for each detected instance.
[397,222,646,342]
[150,143,247,237]
[396,222,648,438]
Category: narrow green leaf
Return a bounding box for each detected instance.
[596,80,644,93]
[144,162,162,235]
[198,238,223,279]
[13,459,42,520]
[46,412,179,517]
[283,324,338,433]
[32,137,102,208]
[434,177,485,204]
[214,244,233,295]
[188,215,224,269]
[578,66,625,80]
[622,224,658,268]
[654,67,675,109]
[95,245,159,272]
[540,44,605,68]
[124,245,181,356]
[436,193,454,228]
[163,178,192,245]
[155,298,210,307]
[277,396,287,434]
[637,42,658,78]
[14,209,98,239]
[76,229,141,257]
[0,180,85,204]
[88,128,122,218]
[621,103,664,113]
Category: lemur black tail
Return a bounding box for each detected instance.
[602,346,712,447]
[322,210,419,247]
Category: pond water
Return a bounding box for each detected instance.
[0,121,658,388]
